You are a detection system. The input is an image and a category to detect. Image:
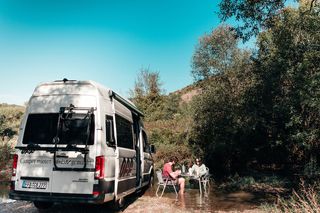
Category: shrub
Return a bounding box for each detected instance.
[0,142,14,181]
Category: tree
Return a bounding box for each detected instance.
[191,25,240,81]
[130,68,167,121]
[254,4,320,169]
[190,2,320,176]
[190,25,256,174]
[219,0,319,41]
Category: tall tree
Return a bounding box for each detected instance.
[191,2,320,176]
[255,3,320,168]
[191,25,239,81]
[190,25,255,174]
[129,68,165,121]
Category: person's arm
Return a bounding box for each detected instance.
[165,164,180,179]
[169,170,181,179]
[199,165,207,176]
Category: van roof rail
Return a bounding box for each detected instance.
[108,90,144,117]
[54,78,77,83]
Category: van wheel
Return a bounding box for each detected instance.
[33,201,53,209]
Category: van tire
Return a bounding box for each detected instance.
[33,201,53,209]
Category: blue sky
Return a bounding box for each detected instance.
[0,0,226,105]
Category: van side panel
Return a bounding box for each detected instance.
[116,148,136,196]
[113,99,138,198]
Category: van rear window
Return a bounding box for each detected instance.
[23,113,94,145]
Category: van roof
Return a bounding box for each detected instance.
[33,79,143,116]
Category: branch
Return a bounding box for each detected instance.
[309,0,319,11]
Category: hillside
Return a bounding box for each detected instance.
[0,103,25,180]
[171,80,203,103]
[0,103,25,142]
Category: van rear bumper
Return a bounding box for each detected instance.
[9,190,110,204]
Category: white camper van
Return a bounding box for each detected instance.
[9,79,154,209]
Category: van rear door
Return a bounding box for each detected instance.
[14,113,58,193]
[51,107,96,194]
[51,150,95,194]
[16,107,96,195]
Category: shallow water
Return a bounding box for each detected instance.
[143,182,267,212]
[0,180,270,212]
[0,182,14,204]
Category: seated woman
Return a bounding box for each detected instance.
[189,158,207,178]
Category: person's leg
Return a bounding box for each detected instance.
[178,177,185,194]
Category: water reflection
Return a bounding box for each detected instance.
[145,182,263,212]
[0,182,12,203]
[0,181,267,212]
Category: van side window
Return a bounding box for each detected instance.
[142,131,148,152]
[115,114,133,149]
[105,115,115,144]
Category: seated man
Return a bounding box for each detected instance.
[162,157,185,194]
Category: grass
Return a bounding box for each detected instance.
[218,174,289,195]
[218,174,320,212]
[261,181,320,212]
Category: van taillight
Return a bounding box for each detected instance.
[94,156,105,179]
[12,154,18,177]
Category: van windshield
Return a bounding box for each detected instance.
[23,113,94,145]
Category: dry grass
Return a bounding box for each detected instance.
[262,181,320,213]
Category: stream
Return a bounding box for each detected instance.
[0,181,270,212]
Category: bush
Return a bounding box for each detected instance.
[0,104,25,140]
[0,142,14,181]
[0,104,24,181]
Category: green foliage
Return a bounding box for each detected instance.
[130,69,196,168]
[254,5,320,166]
[190,3,320,177]
[220,174,288,193]
[219,0,287,41]
[130,68,180,121]
[0,142,14,181]
[190,28,256,174]
[128,3,320,180]
[146,115,195,170]
[0,104,25,141]
[192,25,240,80]
[218,0,320,41]
[0,104,24,180]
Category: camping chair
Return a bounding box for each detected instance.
[155,170,178,198]
[199,167,212,194]
[200,167,211,191]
